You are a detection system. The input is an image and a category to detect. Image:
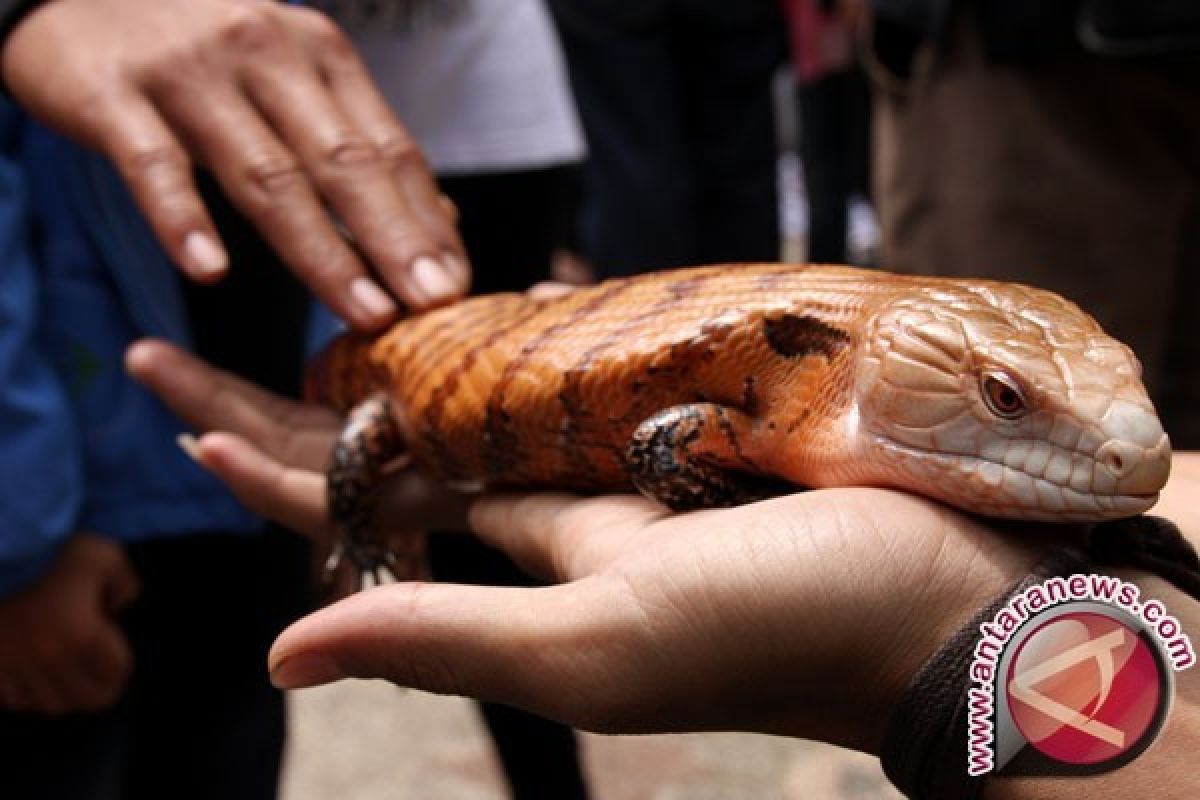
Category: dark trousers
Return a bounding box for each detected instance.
[435,165,590,800]
[549,0,786,276]
[0,529,312,800]
[797,67,871,264]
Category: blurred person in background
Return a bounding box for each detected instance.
[323,1,592,797]
[0,1,465,798]
[868,0,1200,448]
[547,0,787,277]
[782,0,877,265]
[0,104,327,799]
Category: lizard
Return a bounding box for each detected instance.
[304,263,1172,580]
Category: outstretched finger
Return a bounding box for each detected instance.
[182,431,331,541]
[468,493,669,581]
[126,339,337,470]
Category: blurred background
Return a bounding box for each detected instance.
[281,680,903,800]
[2,0,1196,798]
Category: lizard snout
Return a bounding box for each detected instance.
[1096,399,1171,496]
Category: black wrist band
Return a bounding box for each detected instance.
[881,516,1200,800]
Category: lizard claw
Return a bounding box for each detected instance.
[323,533,429,590]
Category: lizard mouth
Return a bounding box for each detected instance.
[867,435,1162,522]
[964,478,1158,522]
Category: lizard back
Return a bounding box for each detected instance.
[311,264,884,489]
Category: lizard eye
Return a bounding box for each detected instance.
[981,372,1027,420]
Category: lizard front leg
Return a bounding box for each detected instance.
[328,392,425,585]
[625,403,789,511]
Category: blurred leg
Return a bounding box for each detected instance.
[123,529,312,800]
[548,1,695,275]
[0,706,127,800]
[798,72,851,263]
[438,166,579,294]
[680,2,786,264]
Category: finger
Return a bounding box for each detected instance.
[92,89,228,281]
[148,77,397,330]
[467,493,668,581]
[292,8,470,295]
[184,432,331,541]
[126,339,337,469]
[78,627,133,711]
[268,580,628,728]
[243,55,467,307]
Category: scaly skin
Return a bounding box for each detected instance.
[307,264,1172,541]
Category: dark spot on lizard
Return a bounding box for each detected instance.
[741,376,759,415]
[763,314,850,360]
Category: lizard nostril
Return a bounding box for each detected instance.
[1097,441,1135,478]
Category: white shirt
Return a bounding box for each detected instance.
[335,0,586,176]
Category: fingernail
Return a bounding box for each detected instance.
[270,654,345,689]
[411,255,460,300]
[351,277,397,320]
[183,231,228,276]
[177,433,203,463]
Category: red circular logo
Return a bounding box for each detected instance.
[1005,611,1165,766]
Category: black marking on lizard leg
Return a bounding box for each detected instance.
[714,405,760,471]
[626,405,785,511]
[763,313,851,360]
[329,392,411,580]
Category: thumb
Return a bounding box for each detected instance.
[268,579,621,725]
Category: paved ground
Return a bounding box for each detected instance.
[281,680,903,799]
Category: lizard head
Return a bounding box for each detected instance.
[854,281,1171,521]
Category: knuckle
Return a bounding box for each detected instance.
[131,43,205,92]
[296,8,355,58]
[242,152,306,197]
[123,143,190,179]
[118,145,204,228]
[218,6,283,54]
[319,134,380,172]
[375,134,426,173]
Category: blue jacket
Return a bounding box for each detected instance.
[0,104,333,595]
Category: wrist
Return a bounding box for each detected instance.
[881,522,1200,799]
[982,567,1200,799]
[850,522,1041,755]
